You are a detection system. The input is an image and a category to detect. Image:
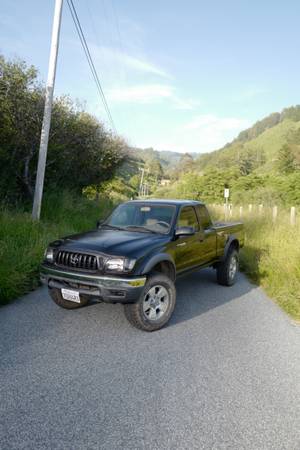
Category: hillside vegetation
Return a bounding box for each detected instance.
[155,106,300,206]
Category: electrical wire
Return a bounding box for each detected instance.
[66,0,117,133]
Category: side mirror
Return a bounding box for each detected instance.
[96,219,103,228]
[175,226,195,237]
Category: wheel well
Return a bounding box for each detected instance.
[229,239,239,252]
[151,261,176,282]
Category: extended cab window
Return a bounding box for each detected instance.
[177,206,199,231]
[197,205,212,229]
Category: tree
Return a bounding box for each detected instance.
[147,158,164,185]
[0,55,127,203]
[0,56,44,200]
[178,153,195,172]
[280,105,300,122]
[277,144,295,174]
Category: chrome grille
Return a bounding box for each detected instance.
[55,251,100,271]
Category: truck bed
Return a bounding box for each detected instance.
[212,221,244,258]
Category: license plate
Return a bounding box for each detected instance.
[61,288,80,303]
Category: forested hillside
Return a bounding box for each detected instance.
[155,107,300,206]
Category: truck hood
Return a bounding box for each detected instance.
[54,229,170,259]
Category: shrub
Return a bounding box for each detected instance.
[0,192,114,304]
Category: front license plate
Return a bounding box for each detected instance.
[61,288,80,303]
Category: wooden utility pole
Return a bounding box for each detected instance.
[138,167,145,198]
[138,167,149,198]
[32,0,64,220]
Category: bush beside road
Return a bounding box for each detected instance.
[0,192,113,305]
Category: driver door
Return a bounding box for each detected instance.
[175,206,204,272]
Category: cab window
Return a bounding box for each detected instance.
[197,205,212,229]
[177,206,199,231]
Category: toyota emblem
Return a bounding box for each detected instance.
[70,254,79,266]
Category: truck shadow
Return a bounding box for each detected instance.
[169,268,256,327]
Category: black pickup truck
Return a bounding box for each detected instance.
[41,200,244,331]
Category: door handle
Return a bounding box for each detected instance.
[176,242,186,247]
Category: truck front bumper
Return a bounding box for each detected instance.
[40,264,146,303]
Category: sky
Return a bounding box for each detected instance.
[1,0,300,153]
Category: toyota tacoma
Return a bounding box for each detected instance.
[41,200,244,331]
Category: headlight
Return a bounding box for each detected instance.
[105,258,136,272]
[44,247,54,262]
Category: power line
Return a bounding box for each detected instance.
[66,0,117,133]
[67,0,116,133]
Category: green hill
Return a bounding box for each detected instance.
[196,119,300,174]
[155,106,300,206]
[196,106,300,174]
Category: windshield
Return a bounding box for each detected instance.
[104,203,175,234]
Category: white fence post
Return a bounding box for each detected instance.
[290,207,296,226]
[272,206,278,223]
[211,204,296,226]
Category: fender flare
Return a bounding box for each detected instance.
[139,253,176,280]
[220,235,240,262]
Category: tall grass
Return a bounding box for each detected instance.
[0,191,114,305]
[209,205,300,321]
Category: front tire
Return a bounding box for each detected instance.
[124,273,176,331]
[216,248,239,286]
[49,287,89,309]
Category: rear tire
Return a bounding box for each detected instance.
[216,248,239,286]
[124,273,176,331]
[49,287,89,309]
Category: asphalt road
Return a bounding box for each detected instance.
[1,269,300,450]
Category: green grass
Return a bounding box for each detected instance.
[210,206,300,321]
[0,191,114,305]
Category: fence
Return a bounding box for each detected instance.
[209,203,298,226]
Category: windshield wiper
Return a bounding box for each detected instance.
[124,225,159,234]
[100,223,125,231]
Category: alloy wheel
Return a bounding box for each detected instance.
[143,285,170,321]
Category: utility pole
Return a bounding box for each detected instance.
[32,0,64,220]
[138,167,149,198]
[138,167,145,198]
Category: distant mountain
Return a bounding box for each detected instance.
[130,147,197,169]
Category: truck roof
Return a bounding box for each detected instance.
[126,199,204,206]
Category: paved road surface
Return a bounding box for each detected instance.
[1,269,300,450]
